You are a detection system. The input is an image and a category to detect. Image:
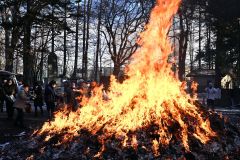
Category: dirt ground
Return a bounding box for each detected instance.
[0,107,48,144]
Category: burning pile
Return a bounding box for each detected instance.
[40,0,213,154]
[38,0,215,149]
[1,0,240,159]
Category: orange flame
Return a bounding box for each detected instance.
[37,0,216,153]
[152,139,160,156]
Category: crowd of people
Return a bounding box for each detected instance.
[0,77,233,128]
[0,78,100,128]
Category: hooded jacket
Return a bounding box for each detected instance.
[14,87,29,109]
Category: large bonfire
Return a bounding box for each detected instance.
[37,0,216,156]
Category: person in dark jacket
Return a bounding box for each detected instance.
[44,80,57,119]
[0,80,6,112]
[33,82,44,117]
[64,81,72,105]
[3,79,17,119]
[64,81,77,111]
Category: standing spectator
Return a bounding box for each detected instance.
[214,87,221,107]
[71,82,78,111]
[64,81,77,111]
[205,82,217,110]
[64,81,72,105]
[14,84,30,128]
[0,80,6,112]
[3,79,17,119]
[44,80,57,119]
[17,79,23,92]
[33,82,44,117]
[72,81,89,107]
[81,81,90,97]
[89,81,98,97]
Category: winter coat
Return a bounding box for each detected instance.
[205,87,217,100]
[64,86,74,105]
[0,84,5,100]
[3,84,17,103]
[33,85,43,106]
[4,84,16,96]
[44,85,56,105]
[14,88,30,109]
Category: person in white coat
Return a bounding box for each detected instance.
[205,82,217,110]
[14,84,30,128]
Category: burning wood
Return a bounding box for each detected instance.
[29,0,209,154]
[1,0,240,159]
[1,112,240,159]
[35,0,215,151]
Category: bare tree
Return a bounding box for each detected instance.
[94,0,103,81]
[62,0,68,77]
[81,0,87,79]
[101,0,150,77]
[198,4,202,69]
[23,0,34,85]
[1,1,23,72]
[72,0,81,78]
[177,9,189,81]
[176,0,197,81]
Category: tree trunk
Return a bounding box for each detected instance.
[113,63,121,79]
[206,23,211,70]
[83,0,92,79]
[178,36,188,81]
[72,1,80,79]
[198,5,202,69]
[82,0,87,79]
[39,28,44,80]
[95,0,102,81]
[23,0,34,85]
[178,12,188,81]
[11,29,21,73]
[178,60,185,81]
[15,50,19,73]
[6,28,21,73]
[4,12,13,72]
[62,0,67,77]
[172,17,177,76]
[5,2,27,73]
[50,4,55,77]
[33,27,38,81]
[99,50,102,79]
[4,28,13,72]
[215,25,223,88]
[39,49,44,81]
[237,22,240,78]
[189,23,194,72]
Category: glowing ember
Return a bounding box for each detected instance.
[37,0,216,154]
